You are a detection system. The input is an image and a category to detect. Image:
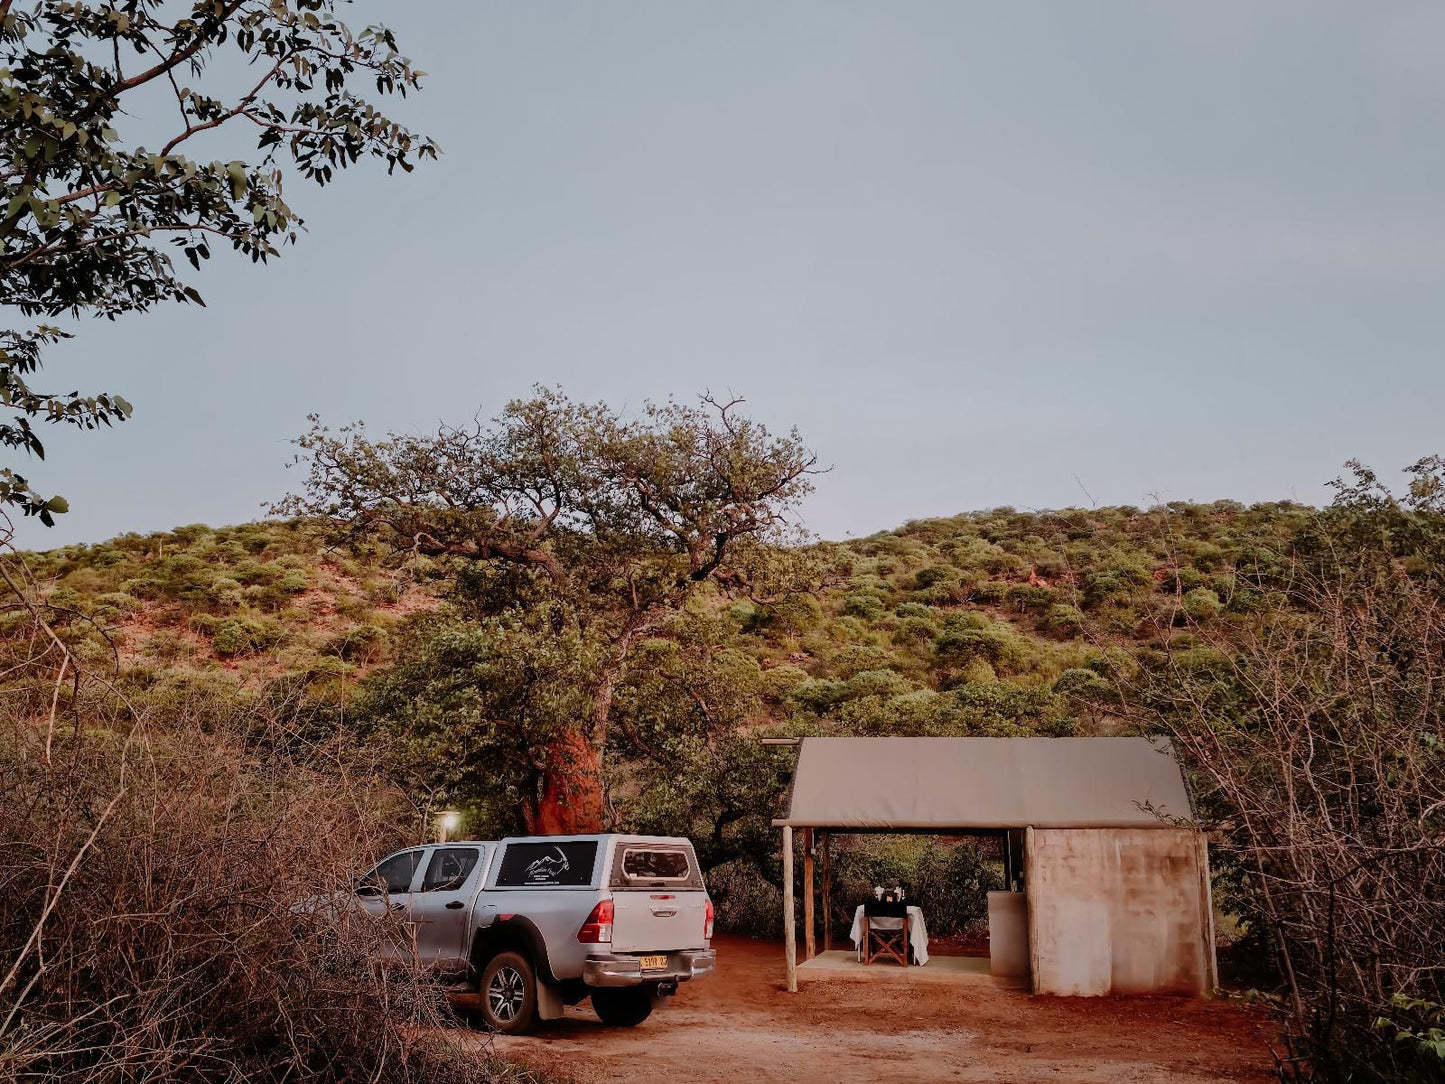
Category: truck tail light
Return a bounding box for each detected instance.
[704,898,715,939]
[577,899,614,944]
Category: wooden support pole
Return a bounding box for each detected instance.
[803,827,815,960]
[1024,825,1039,994]
[783,825,797,992]
[1197,831,1219,994]
[820,830,832,952]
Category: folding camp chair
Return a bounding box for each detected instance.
[862,899,910,965]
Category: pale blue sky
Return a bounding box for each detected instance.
[15,1,1445,549]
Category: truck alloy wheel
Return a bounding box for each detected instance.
[479,951,537,1034]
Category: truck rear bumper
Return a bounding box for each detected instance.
[584,948,716,987]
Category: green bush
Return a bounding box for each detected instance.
[709,860,782,938]
[1004,584,1054,612]
[767,594,823,635]
[842,591,886,621]
[838,689,944,735]
[788,678,851,713]
[935,615,1025,673]
[912,840,1006,935]
[1181,587,1223,622]
[892,615,938,646]
[727,601,762,631]
[1045,604,1085,637]
[325,624,387,663]
[1082,571,1131,609]
[759,664,809,702]
[957,657,997,684]
[45,586,85,613]
[913,565,956,590]
[212,620,251,657]
[278,569,311,594]
[830,644,896,679]
[88,546,128,568]
[969,580,1009,604]
[207,577,245,611]
[822,617,873,643]
[211,617,286,658]
[845,669,913,700]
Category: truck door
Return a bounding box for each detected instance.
[356,847,428,962]
[409,844,489,974]
[608,842,710,953]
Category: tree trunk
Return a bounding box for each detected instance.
[526,622,641,834]
[531,727,606,834]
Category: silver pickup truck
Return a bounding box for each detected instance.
[356,833,716,1033]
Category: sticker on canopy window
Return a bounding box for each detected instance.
[495,841,598,887]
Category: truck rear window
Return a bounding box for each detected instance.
[623,849,690,881]
[494,841,598,887]
[610,844,705,890]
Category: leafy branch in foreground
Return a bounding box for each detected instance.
[0,0,437,521]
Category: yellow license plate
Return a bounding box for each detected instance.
[638,955,668,971]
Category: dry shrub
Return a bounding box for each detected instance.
[1135,463,1445,1083]
[0,699,533,1084]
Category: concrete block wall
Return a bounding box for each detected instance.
[1024,827,1214,996]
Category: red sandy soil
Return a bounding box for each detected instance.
[481,935,1277,1084]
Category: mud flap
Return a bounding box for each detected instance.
[536,980,565,1021]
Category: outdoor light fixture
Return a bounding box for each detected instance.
[436,810,461,842]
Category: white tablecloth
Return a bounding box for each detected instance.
[849,904,929,965]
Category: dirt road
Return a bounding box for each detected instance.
[486,935,1276,1084]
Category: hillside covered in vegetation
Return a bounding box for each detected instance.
[7,498,1312,738]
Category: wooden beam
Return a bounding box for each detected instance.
[1197,831,1219,994]
[802,828,816,960]
[820,830,832,952]
[783,825,797,992]
[1024,826,1040,993]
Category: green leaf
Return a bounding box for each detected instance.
[45,495,69,515]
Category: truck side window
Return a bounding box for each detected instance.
[422,847,481,892]
[364,849,422,895]
[494,841,599,887]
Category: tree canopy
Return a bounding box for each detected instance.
[279,389,821,831]
[0,0,436,522]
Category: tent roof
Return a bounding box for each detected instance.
[775,737,1192,830]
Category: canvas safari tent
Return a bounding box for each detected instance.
[772,736,1217,997]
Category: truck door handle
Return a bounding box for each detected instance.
[389,902,404,912]
[445,900,465,910]
[650,907,678,918]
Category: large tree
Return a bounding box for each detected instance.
[1,0,436,522]
[279,389,819,833]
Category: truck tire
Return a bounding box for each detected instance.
[591,987,654,1027]
[478,951,538,1034]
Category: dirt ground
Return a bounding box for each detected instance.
[483,935,1277,1084]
